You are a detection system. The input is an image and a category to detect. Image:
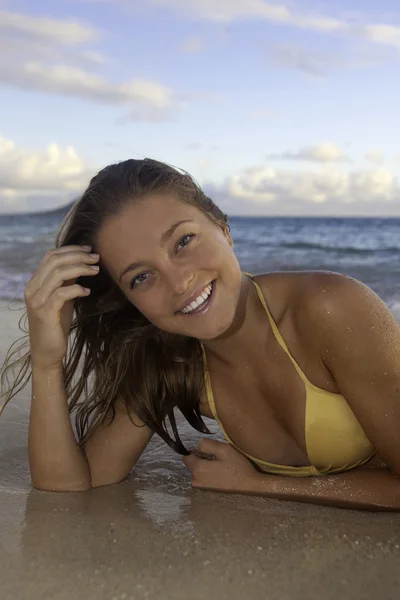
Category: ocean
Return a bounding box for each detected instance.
[1,206,399,320]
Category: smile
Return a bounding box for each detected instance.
[178,281,215,316]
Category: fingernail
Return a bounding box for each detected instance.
[82,245,92,251]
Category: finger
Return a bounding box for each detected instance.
[41,262,99,303]
[182,454,199,471]
[197,438,228,457]
[26,249,99,300]
[189,447,217,460]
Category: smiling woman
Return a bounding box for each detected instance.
[1,158,400,511]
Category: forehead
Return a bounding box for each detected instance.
[96,193,209,275]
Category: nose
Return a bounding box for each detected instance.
[167,270,195,296]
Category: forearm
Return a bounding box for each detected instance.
[29,364,91,491]
[246,467,400,511]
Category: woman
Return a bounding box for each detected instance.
[1,158,399,511]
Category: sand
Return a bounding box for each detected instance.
[1,299,400,600]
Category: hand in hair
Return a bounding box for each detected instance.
[23,245,100,369]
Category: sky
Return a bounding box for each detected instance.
[1,0,400,216]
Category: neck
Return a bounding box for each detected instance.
[199,273,269,369]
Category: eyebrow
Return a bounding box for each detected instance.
[118,219,194,283]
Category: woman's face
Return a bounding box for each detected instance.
[96,193,243,340]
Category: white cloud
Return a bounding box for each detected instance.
[0,8,186,121]
[156,0,341,32]
[364,24,400,48]
[225,163,399,210]
[0,135,95,213]
[0,8,100,45]
[267,142,351,163]
[180,35,204,53]
[0,8,106,73]
[2,134,399,216]
[93,0,400,50]
[364,149,384,165]
[0,61,178,118]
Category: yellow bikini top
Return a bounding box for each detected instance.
[200,272,375,477]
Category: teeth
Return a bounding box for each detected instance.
[182,282,213,314]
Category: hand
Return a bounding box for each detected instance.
[24,245,100,369]
[182,438,260,494]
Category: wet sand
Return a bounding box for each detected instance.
[1,300,400,600]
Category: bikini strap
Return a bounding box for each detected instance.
[244,272,311,387]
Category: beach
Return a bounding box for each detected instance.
[1,300,400,600]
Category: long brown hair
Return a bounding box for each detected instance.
[0,158,231,455]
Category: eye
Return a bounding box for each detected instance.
[129,233,196,290]
[176,233,195,251]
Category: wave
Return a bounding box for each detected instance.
[280,242,399,255]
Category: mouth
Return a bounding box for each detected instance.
[176,280,216,317]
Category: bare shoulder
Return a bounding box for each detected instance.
[255,268,374,317]
[252,269,344,321]
[252,269,366,352]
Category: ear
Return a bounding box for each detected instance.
[221,223,233,247]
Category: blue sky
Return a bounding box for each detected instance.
[1,0,400,215]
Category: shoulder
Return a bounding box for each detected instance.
[291,269,389,326]
[252,269,351,323]
[253,269,389,352]
[255,268,377,317]
[286,270,397,357]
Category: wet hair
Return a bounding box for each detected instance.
[0,158,231,455]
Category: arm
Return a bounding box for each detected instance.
[29,363,153,492]
[183,438,400,511]
[246,465,400,511]
[299,271,400,477]
[29,364,91,491]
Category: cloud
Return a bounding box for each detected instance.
[364,24,400,48]
[180,35,204,53]
[0,135,95,213]
[223,163,399,211]
[0,60,179,120]
[2,135,399,216]
[88,0,400,50]
[267,142,351,163]
[364,149,384,165]
[268,43,331,77]
[0,8,100,45]
[0,9,186,122]
[147,0,342,31]
[266,41,393,77]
